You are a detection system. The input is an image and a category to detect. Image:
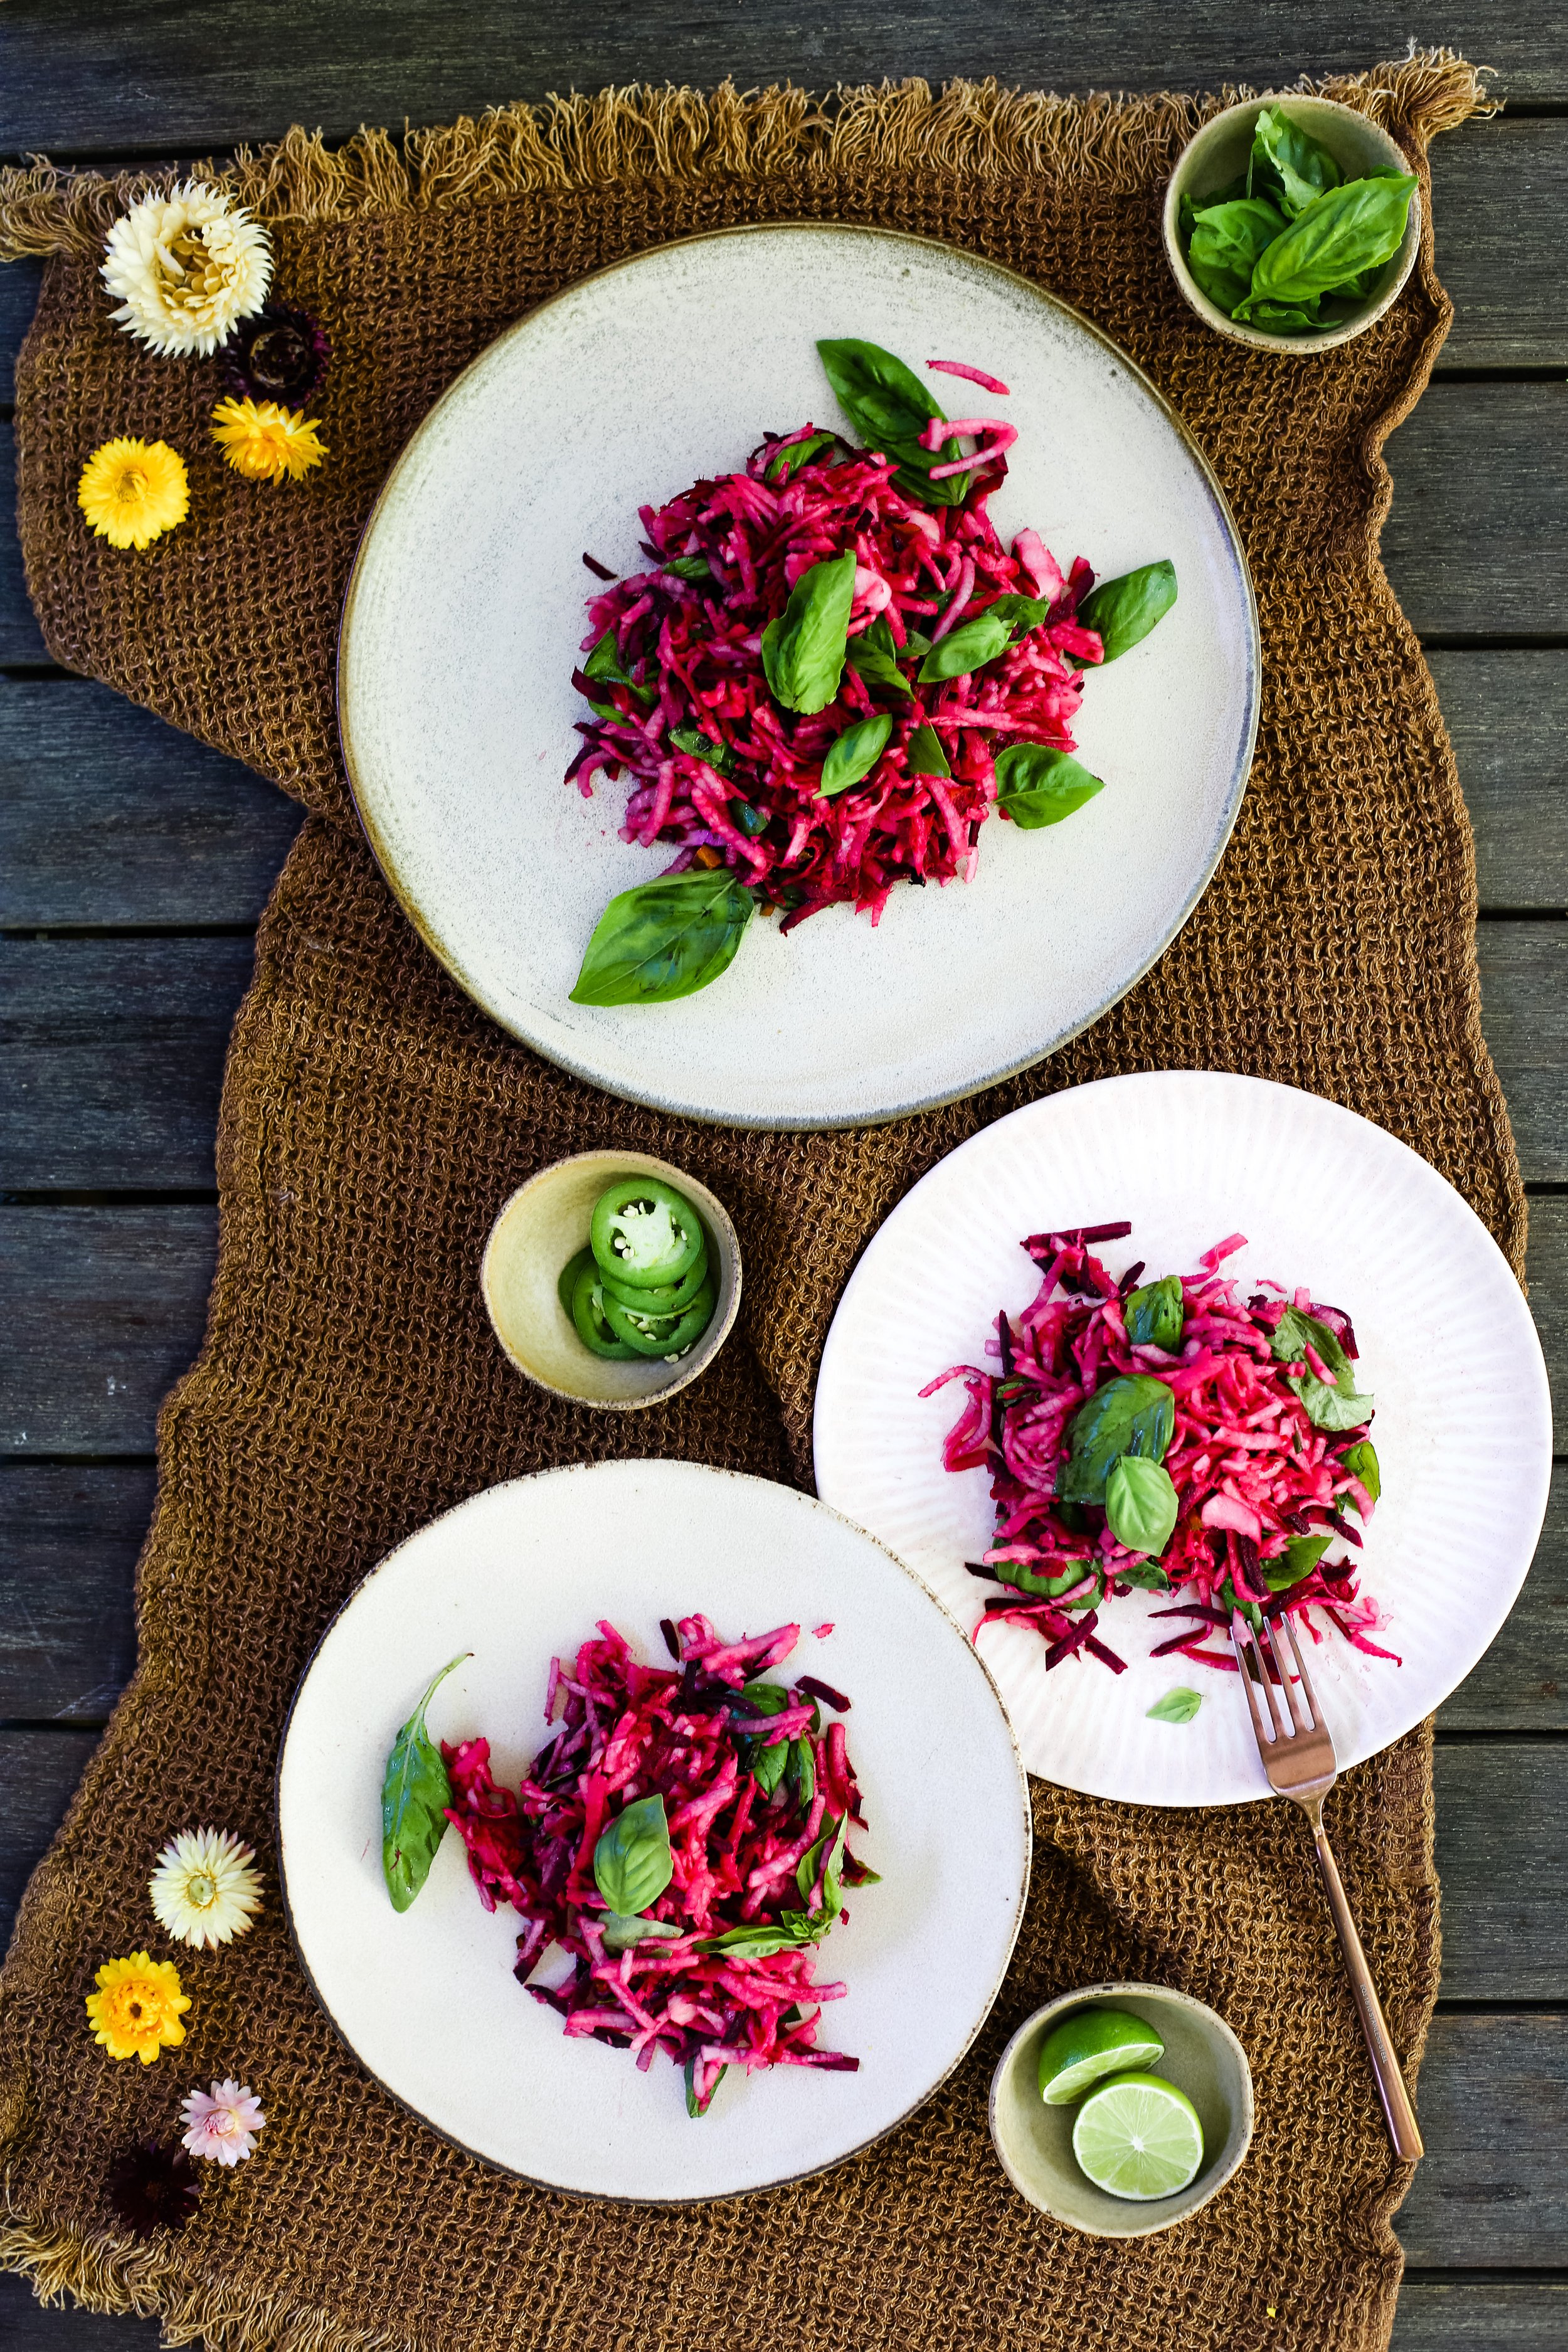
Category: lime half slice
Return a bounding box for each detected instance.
[1037,2007,1166,2106]
[1071,2071,1205,2200]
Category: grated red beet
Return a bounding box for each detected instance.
[443,1613,872,2117]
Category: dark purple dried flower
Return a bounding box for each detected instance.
[107,2140,202,2238]
[220,304,331,405]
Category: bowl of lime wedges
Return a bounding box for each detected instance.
[988,1982,1253,2236]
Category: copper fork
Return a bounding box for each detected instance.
[1231,1608,1424,2160]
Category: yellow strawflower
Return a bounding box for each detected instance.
[211,395,327,483]
[77,437,189,550]
[87,1952,191,2065]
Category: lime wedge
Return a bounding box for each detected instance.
[1071,2071,1205,2200]
[1036,2006,1166,2106]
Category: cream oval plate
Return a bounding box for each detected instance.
[277,1459,1030,2200]
[339,223,1258,1128]
[813,1073,1552,1804]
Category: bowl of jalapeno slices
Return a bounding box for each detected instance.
[480,1151,742,1409]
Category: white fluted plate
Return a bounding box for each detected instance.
[813,1073,1551,1805]
[278,1459,1030,2198]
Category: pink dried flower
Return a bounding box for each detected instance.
[180,2079,265,2166]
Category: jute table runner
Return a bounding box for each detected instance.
[0,53,1521,2352]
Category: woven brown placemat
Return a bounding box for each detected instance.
[0,54,1521,2352]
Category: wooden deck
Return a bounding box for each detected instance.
[1,8,1564,2346]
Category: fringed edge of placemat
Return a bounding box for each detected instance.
[0,2215,418,2352]
[0,48,1498,262]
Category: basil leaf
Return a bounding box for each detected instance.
[668,722,735,776]
[918,596,1046,684]
[584,628,655,704]
[1058,1374,1175,1506]
[766,429,840,483]
[1075,561,1179,663]
[1271,1306,1374,1432]
[569,870,756,1006]
[662,555,712,581]
[1105,1454,1179,1557]
[902,628,933,661]
[790,1735,817,1806]
[593,1792,674,1915]
[993,741,1104,830]
[1125,1274,1184,1350]
[1118,1560,1172,1592]
[761,550,857,714]
[819,712,893,798]
[815,336,971,507]
[1245,300,1327,334]
[905,721,950,778]
[846,614,914,698]
[697,1920,812,1959]
[751,1736,791,1796]
[795,1811,847,1916]
[1147,1687,1203,1725]
[1248,105,1343,220]
[382,1653,469,1913]
[1187,196,1288,312]
[598,1912,684,1952]
[1238,174,1417,314]
[686,2055,727,2117]
[997,1559,1095,1601]
[1340,1438,1382,1506]
[1263,1533,1331,1592]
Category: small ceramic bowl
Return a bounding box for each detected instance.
[989,1981,1254,2237]
[480,1149,741,1411]
[1163,95,1421,354]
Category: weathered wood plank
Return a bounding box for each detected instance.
[1,421,50,665]
[0,257,42,408]
[1429,651,1568,913]
[1476,923,1568,1187]
[0,1465,151,1722]
[3,6,1564,154]
[1434,118,1568,374]
[0,1728,98,1942]
[1395,2284,1568,2351]
[0,2274,161,2352]
[0,936,256,1190]
[0,1209,216,1454]
[1382,383,1568,642]
[1396,2012,1567,2266]
[1432,1743,1568,2002]
[0,676,302,928]
[1435,1466,1565,1732]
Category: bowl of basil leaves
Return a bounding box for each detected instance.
[1163,96,1421,351]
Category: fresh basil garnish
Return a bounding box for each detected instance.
[1236,174,1417,318]
[1058,1373,1175,1505]
[795,1811,849,1920]
[766,429,841,484]
[918,595,1048,684]
[1248,104,1344,218]
[668,722,735,775]
[1340,1438,1382,1506]
[570,869,756,1006]
[1187,197,1288,312]
[1125,1273,1184,1349]
[815,336,971,507]
[1076,562,1179,664]
[1118,1560,1172,1592]
[382,1653,470,1914]
[1105,1454,1179,1557]
[1263,1533,1332,1592]
[583,628,656,704]
[662,555,712,581]
[1271,1306,1374,1431]
[905,721,950,777]
[761,549,857,714]
[1147,1687,1203,1724]
[593,1792,674,1916]
[598,1912,684,1952]
[819,712,893,798]
[993,742,1104,829]
[846,613,914,698]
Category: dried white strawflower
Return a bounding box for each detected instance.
[149,1826,263,1947]
[102,182,272,358]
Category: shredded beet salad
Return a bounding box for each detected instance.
[923,1223,1396,1677]
[443,1614,875,2119]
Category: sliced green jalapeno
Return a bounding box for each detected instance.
[590,1175,706,1291]
[569,1258,640,1359]
[558,1246,598,1315]
[601,1277,718,1359]
[598,1246,709,1315]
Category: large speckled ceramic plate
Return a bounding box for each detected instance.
[277,1460,1030,2201]
[813,1073,1552,1804]
[339,224,1258,1128]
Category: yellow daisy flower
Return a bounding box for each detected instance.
[211,395,327,484]
[87,1952,191,2065]
[77,437,189,550]
[150,1826,262,1949]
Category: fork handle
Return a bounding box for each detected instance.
[1306,1803,1424,2160]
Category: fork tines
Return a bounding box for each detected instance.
[1231,1608,1316,1739]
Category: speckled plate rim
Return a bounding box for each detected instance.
[337,220,1261,1131]
[274,1459,1033,2202]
